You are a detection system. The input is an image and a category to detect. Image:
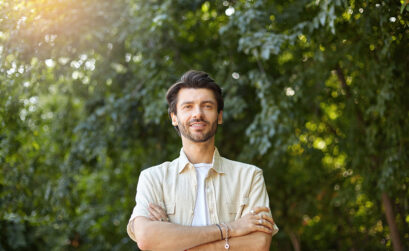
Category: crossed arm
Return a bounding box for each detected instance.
[128,206,275,251]
[188,231,272,251]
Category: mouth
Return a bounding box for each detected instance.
[189,122,207,129]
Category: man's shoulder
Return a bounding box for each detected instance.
[219,156,262,173]
[141,159,177,175]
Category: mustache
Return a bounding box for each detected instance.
[189,118,209,124]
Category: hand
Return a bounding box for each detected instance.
[228,207,275,237]
[148,203,169,222]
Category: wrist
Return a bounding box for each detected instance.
[227,223,236,237]
[215,224,224,240]
[220,223,231,249]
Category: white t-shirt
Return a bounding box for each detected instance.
[191,163,212,226]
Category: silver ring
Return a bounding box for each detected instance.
[258,219,263,224]
[250,209,255,215]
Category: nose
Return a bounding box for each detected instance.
[192,105,203,119]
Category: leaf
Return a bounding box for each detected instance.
[261,46,271,60]
[401,3,407,14]
[319,12,326,26]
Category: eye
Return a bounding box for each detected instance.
[183,105,192,109]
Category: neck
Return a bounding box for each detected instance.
[181,137,215,164]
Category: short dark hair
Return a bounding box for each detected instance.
[166,70,224,132]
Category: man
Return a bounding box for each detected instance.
[127,70,278,250]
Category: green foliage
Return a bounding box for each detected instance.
[1,0,408,250]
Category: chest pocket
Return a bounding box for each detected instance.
[222,197,249,222]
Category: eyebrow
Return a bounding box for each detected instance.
[180,100,216,106]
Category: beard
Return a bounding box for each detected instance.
[177,117,218,143]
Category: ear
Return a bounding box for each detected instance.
[171,112,178,126]
[217,111,223,125]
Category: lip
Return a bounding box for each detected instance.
[190,122,207,128]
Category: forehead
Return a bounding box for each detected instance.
[176,88,216,104]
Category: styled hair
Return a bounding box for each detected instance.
[166,70,224,133]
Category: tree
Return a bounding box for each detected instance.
[1,0,408,250]
[225,0,409,249]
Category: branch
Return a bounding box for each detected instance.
[334,65,366,130]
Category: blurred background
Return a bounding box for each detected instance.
[1,0,409,250]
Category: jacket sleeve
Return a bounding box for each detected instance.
[127,169,163,241]
[244,168,279,236]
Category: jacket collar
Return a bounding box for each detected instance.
[178,147,224,174]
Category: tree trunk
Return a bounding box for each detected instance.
[288,231,301,251]
[335,65,404,250]
[381,192,404,251]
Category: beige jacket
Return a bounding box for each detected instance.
[127,148,277,242]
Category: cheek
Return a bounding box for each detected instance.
[177,113,190,123]
[205,111,219,121]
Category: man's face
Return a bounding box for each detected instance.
[171,88,223,143]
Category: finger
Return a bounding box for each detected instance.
[261,214,275,227]
[149,204,169,222]
[148,207,162,220]
[148,211,159,221]
[149,203,163,213]
[253,217,272,231]
[149,204,166,215]
[251,207,270,215]
[260,217,273,230]
[254,224,273,234]
[149,204,168,217]
[149,203,165,212]
[245,213,259,221]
